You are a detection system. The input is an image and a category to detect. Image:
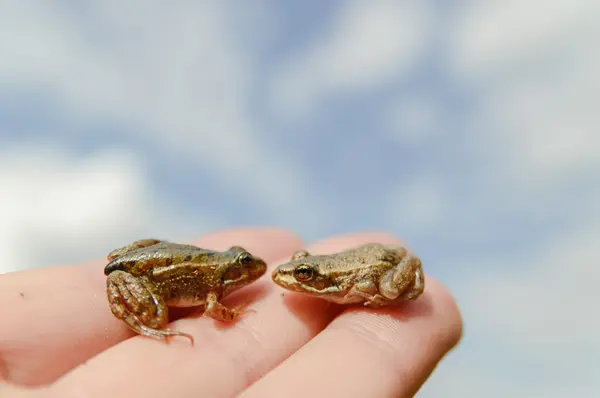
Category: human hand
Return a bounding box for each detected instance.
[0,228,462,397]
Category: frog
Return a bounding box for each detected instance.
[271,243,424,307]
[104,239,267,344]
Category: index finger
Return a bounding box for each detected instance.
[0,227,303,386]
[241,277,462,398]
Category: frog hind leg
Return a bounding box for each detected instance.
[107,239,164,261]
[203,291,254,322]
[379,255,424,302]
[399,264,425,300]
[342,280,389,308]
[106,270,194,345]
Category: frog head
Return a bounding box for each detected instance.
[219,246,267,297]
[271,256,338,296]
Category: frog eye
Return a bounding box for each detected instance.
[237,252,254,265]
[294,264,314,281]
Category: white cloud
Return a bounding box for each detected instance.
[386,175,445,234]
[419,356,599,398]
[419,3,600,395]
[450,1,600,184]
[420,217,600,397]
[270,0,433,118]
[449,1,600,78]
[463,219,600,349]
[0,144,209,273]
[0,1,328,224]
[383,93,439,146]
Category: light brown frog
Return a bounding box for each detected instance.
[271,243,424,307]
[104,239,267,344]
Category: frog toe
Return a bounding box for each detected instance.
[118,310,194,345]
[363,294,390,308]
[400,266,425,300]
[204,301,236,322]
[138,324,195,345]
[203,291,242,322]
[379,269,402,300]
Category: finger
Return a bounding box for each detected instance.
[0,382,38,398]
[240,279,463,397]
[0,227,301,386]
[45,233,406,398]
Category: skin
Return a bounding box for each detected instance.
[272,242,424,307]
[0,228,462,398]
[104,239,267,344]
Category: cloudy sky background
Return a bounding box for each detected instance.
[1,1,598,396]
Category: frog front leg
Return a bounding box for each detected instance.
[379,255,424,301]
[203,291,251,322]
[106,270,194,344]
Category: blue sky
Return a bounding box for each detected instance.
[1,1,598,396]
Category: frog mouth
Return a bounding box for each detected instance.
[250,259,268,280]
[271,269,303,291]
[272,270,330,295]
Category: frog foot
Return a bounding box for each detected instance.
[203,292,255,322]
[379,255,424,301]
[230,302,257,318]
[132,319,195,345]
[399,265,425,300]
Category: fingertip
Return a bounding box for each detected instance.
[423,277,464,352]
[271,229,462,351]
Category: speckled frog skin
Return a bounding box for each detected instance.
[272,243,424,307]
[104,239,267,344]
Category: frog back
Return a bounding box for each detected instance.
[103,242,216,276]
[314,243,404,279]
